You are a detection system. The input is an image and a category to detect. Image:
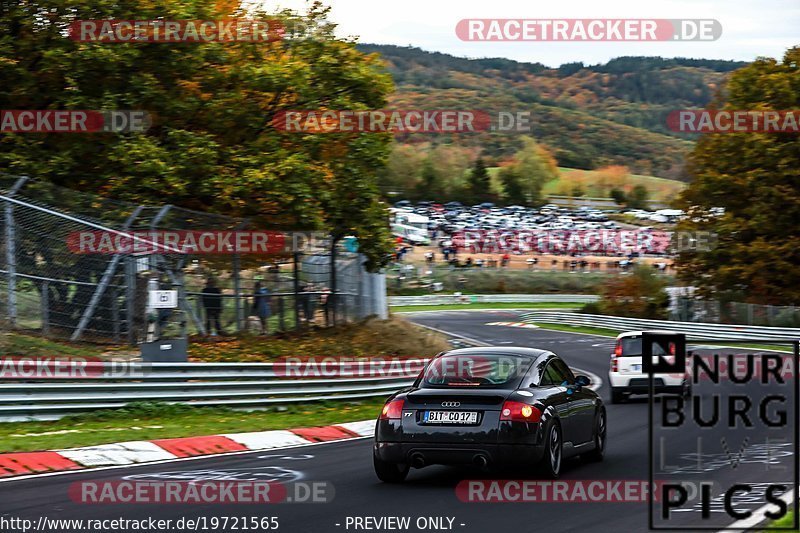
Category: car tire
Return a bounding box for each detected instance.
[539,421,562,479]
[586,408,607,462]
[610,388,625,404]
[373,454,410,483]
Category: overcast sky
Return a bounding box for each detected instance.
[265,0,799,67]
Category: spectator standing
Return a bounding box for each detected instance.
[320,286,332,325]
[300,282,317,324]
[201,277,223,336]
[252,282,271,335]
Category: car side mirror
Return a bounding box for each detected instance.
[575,375,591,387]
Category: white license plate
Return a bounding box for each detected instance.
[423,410,479,424]
[630,364,642,372]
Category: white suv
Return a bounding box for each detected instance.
[608,331,691,404]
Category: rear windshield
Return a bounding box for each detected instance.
[620,337,643,356]
[422,354,533,388]
[619,336,671,357]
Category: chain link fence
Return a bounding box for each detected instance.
[673,297,800,327]
[0,176,387,346]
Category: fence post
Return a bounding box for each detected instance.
[330,237,338,326]
[41,280,49,337]
[293,252,301,330]
[5,199,16,327]
[111,285,119,343]
[125,256,137,346]
[3,176,28,327]
[233,253,242,333]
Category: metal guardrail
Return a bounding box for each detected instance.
[0,362,422,421]
[6,312,798,422]
[389,294,600,306]
[520,311,800,342]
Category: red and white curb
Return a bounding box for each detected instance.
[485,321,540,329]
[0,420,375,479]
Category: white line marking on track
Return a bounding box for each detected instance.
[717,488,795,532]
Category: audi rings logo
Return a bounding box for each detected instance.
[441,401,461,408]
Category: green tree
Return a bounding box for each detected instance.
[511,137,559,205]
[0,0,394,270]
[610,188,627,205]
[429,144,472,199]
[499,166,525,205]
[383,144,427,197]
[675,46,800,304]
[467,156,491,203]
[415,158,443,199]
[626,185,650,209]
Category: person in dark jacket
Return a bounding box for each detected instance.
[252,282,271,334]
[201,277,223,336]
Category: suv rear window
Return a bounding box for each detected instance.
[620,336,643,356]
[618,336,671,357]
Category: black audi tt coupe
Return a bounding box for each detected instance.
[373,347,606,482]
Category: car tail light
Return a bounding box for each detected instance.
[380,399,404,420]
[614,340,623,357]
[500,401,541,422]
[611,339,622,372]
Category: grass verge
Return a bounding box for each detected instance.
[0,400,386,453]
[0,332,108,358]
[392,302,584,313]
[189,315,451,362]
[762,509,796,530]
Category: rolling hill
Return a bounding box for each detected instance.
[358,44,746,180]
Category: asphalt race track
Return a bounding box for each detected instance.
[0,310,795,533]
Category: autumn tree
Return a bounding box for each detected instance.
[597,266,669,319]
[0,0,395,270]
[504,137,559,205]
[675,46,800,304]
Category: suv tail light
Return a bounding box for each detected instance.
[500,401,542,422]
[380,399,404,420]
[611,339,622,372]
[614,339,623,357]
